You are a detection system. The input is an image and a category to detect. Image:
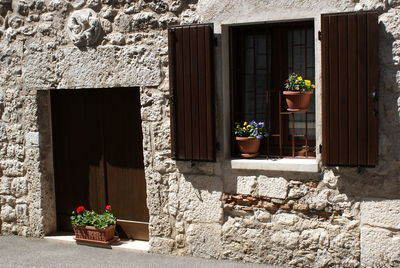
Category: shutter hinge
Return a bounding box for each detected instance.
[318,31,322,41]
[319,144,323,154]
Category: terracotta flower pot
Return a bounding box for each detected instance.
[283,91,313,112]
[73,224,116,242]
[235,137,261,158]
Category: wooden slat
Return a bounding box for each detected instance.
[168,29,176,159]
[190,26,200,160]
[357,13,368,166]
[182,26,193,160]
[174,27,186,159]
[328,16,339,165]
[347,14,359,165]
[321,15,330,165]
[338,15,349,164]
[168,24,215,161]
[205,25,214,160]
[367,13,379,165]
[197,25,208,160]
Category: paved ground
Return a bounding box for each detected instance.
[0,236,280,268]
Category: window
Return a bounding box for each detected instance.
[167,12,379,167]
[230,21,316,158]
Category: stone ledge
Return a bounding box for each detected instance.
[229,158,319,172]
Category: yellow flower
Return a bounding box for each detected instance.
[305,80,311,86]
[243,121,247,126]
[311,84,316,88]
[297,76,303,81]
[295,86,300,90]
[242,127,246,130]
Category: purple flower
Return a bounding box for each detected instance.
[256,122,264,128]
[250,121,256,126]
[256,135,263,140]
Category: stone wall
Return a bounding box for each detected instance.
[0,0,399,267]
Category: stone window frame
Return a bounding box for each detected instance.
[219,17,322,172]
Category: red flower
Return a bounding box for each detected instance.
[76,206,85,214]
[105,205,112,211]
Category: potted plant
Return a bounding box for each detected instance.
[70,205,118,246]
[234,121,268,158]
[283,73,315,112]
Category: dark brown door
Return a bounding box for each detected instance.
[51,88,149,240]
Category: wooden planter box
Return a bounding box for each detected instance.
[73,225,118,247]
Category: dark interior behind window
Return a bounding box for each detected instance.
[230,21,315,157]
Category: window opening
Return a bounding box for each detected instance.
[231,21,315,158]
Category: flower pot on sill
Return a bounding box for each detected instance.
[235,137,261,158]
[73,224,118,247]
[283,91,313,112]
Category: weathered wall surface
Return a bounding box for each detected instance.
[0,0,399,267]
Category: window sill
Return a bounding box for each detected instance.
[229,158,319,173]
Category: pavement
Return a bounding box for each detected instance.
[0,235,280,268]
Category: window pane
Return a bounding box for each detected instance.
[287,26,315,143]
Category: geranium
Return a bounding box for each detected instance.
[70,206,116,229]
[284,73,315,92]
[76,206,85,214]
[234,121,268,140]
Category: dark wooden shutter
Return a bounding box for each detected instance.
[168,24,215,161]
[322,12,378,166]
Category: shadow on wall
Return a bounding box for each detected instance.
[338,19,400,201]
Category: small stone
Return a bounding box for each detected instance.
[288,184,309,199]
[262,202,279,212]
[108,32,126,45]
[232,194,243,200]
[271,198,286,204]
[305,181,318,188]
[254,210,271,223]
[321,170,339,189]
[293,202,309,211]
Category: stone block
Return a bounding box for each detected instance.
[361,199,400,230]
[254,209,271,223]
[178,175,223,223]
[24,132,39,147]
[0,177,12,194]
[148,215,172,237]
[15,204,29,224]
[22,47,161,90]
[11,177,28,197]
[149,237,174,254]
[257,176,288,199]
[0,204,16,222]
[272,213,300,226]
[186,223,222,258]
[361,226,400,267]
[0,160,25,177]
[236,176,257,195]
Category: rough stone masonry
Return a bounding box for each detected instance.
[0,0,399,267]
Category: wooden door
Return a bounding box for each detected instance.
[51,88,149,240]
